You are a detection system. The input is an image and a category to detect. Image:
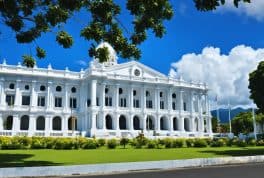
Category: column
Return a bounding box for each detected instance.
[208,117,213,133]
[28,115,35,136]
[79,82,87,112]
[190,116,195,132]
[90,112,97,130]
[14,80,21,107]
[12,114,19,135]
[155,88,159,111]
[63,83,69,112]
[101,112,106,130]
[30,81,37,108]
[129,114,133,131]
[115,84,119,108]
[156,115,160,132]
[101,83,105,109]
[46,81,53,110]
[116,114,120,130]
[205,93,209,115]
[169,116,174,132]
[179,116,184,131]
[45,115,51,136]
[190,91,195,115]
[129,85,133,110]
[141,86,146,111]
[90,80,97,107]
[142,114,147,131]
[167,88,172,111]
[0,79,6,106]
[0,113,3,131]
[197,93,203,132]
[179,89,184,114]
[63,116,67,136]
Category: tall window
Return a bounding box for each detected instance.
[6,95,15,106]
[183,102,187,111]
[146,100,153,108]
[55,97,62,107]
[70,97,77,108]
[119,98,126,107]
[172,102,176,110]
[105,97,112,106]
[133,99,140,108]
[37,96,45,107]
[22,96,30,106]
[160,101,164,109]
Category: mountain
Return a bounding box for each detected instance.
[211,107,251,123]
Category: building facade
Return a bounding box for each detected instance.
[0,43,212,138]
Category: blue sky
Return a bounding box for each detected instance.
[0,0,264,107]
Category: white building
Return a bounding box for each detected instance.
[0,43,212,138]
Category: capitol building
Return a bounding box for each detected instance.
[0,43,212,138]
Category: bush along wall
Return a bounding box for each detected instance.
[0,136,263,150]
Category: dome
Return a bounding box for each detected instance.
[94,42,117,67]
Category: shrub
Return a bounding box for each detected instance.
[147,140,156,149]
[163,138,173,148]
[44,137,56,149]
[256,139,264,146]
[54,138,75,149]
[247,138,256,146]
[186,139,195,147]
[18,137,32,149]
[31,137,46,149]
[120,138,129,148]
[82,139,97,149]
[237,140,247,147]
[210,139,225,147]
[0,137,11,149]
[107,139,117,149]
[172,139,185,148]
[193,139,207,148]
[97,138,106,147]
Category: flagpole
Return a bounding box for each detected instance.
[216,95,220,133]
[252,107,257,140]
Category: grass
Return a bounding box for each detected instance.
[0,146,264,167]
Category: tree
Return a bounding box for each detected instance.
[211,117,218,133]
[0,0,251,67]
[256,113,264,133]
[249,61,264,113]
[231,112,253,135]
[120,137,129,149]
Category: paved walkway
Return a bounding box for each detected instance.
[65,163,264,178]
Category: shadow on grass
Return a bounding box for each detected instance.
[199,147,264,157]
[0,153,62,167]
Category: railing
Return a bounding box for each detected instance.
[0,130,12,136]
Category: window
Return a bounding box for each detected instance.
[146,100,153,109]
[37,96,45,107]
[40,85,46,91]
[105,97,112,106]
[24,85,29,90]
[71,87,76,93]
[133,99,140,108]
[22,96,30,106]
[9,83,15,89]
[119,88,123,94]
[87,99,91,107]
[120,98,127,107]
[56,86,62,92]
[55,97,62,107]
[6,95,15,106]
[134,69,140,76]
[172,102,176,110]
[96,97,100,106]
[133,90,137,96]
[172,93,176,99]
[146,91,150,97]
[183,102,187,111]
[160,92,163,97]
[70,97,77,108]
[160,101,164,109]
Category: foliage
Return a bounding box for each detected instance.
[256,113,264,133]
[0,0,251,66]
[237,140,247,147]
[193,139,207,148]
[163,138,173,148]
[247,138,256,146]
[231,112,253,135]
[36,46,46,59]
[107,139,118,149]
[211,117,218,133]
[249,61,264,113]
[147,140,157,149]
[186,139,195,147]
[120,138,129,149]
[256,139,264,146]
[172,139,185,148]
[97,138,106,147]
[82,139,97,149]
[22,55,36,68]
[210,138,225,147]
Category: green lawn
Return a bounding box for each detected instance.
[1,146,264,167]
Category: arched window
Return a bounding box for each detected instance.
[24,85,29,90]
[36,116,45,130]
[173,117,178,130]
[184,118,190,132]
[71,87,76,93]
[195,118,199,132]
[4,116,13,130]
[133,116,141,130]
[20,115,29,130]
[146,115,154,130]
[56,86,62,92]
[105,115,113,130]
[68,116,77,130]
[119,115,127,130]
[160,116,169,130]
[40,85,46,91]
[52,116,62,130]
[9,83,15,89]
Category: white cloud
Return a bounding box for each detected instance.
[76,59,87,67]
[218,0,264,21]
[169,45,264,108]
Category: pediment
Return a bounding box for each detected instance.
[102,61,167,79]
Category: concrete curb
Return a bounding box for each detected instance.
[1,155,264,177]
